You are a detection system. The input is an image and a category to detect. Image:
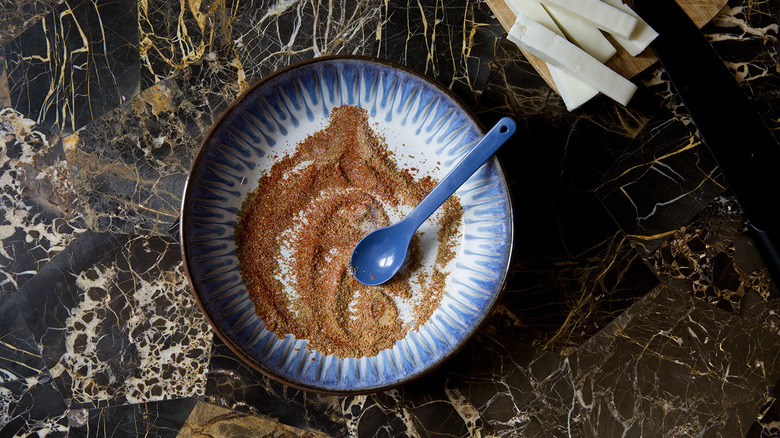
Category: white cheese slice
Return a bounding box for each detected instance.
[600,0,659,56]
[505,0,599,110]
[543,3,617,63]
[509,13,638,106]
[505,0,560,33]
[539,0,638,39]
[548,68,599,111]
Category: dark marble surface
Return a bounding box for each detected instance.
[1,0,779,436]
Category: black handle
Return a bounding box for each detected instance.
[634,0,780,292]
[747,222,780,290]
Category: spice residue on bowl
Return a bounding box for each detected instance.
[235,104,463,358]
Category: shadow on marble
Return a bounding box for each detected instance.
[595,0,780,258]
[596,110,726,256]
[448,285,780,437]
[472,38,660,354]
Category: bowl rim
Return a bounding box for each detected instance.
[179,54,515,395]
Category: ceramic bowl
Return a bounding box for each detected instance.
[180,56,513,394]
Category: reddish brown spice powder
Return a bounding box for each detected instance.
[235,105,463,358]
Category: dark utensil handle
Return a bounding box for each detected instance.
[747,222,780,289]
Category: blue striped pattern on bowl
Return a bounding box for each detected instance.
[181,56,513,394]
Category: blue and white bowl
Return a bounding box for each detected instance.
[180,56,513,394]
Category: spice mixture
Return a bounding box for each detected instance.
[235,105,463,358]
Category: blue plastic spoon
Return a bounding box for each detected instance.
[350,117,516,286]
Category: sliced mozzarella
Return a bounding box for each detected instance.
[548,68,599,111]
[509,13,637,106]
[539,0,638,39]
[505,0,560,33]
[505,0,599,110]
[543,3,617,63]
[600,0,658,56]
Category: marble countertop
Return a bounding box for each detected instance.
[1,0,779,436]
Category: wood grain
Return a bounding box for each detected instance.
[486,0,728,93]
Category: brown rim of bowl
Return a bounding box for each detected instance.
[179,54,515,395]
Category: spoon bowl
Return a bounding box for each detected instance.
[350,117,516,285]
[350,222,413,286]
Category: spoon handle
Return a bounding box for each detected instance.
[403,117,516,229]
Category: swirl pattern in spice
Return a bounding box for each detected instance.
[235,104,463,358]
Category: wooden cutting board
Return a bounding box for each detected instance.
[486,0,729,93]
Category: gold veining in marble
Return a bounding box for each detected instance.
[139,0,242,84]
[3,0,139,132]
[1,0,780,434]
